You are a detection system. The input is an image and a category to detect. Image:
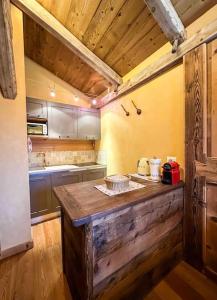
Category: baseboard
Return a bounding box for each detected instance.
[0,240,33,260]
[31,211,60,225]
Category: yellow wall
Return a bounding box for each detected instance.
[25,57,91,108]
[99,64,184,175]
[0,5,31,251]
[98,5,217,176]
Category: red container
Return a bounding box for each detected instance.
[162,161,180,185]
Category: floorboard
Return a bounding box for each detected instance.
[0,218,217,300]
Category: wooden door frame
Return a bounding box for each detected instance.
[184,40,217,281]
[184,43,207,270]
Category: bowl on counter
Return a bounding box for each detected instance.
[104,175,130,191]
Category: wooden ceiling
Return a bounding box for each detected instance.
[23,0,216,97]
[23,16,112,97]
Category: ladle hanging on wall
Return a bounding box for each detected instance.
[131,100,142,115]
[121,104,130,116]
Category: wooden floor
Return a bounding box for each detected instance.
[0,219,217,300]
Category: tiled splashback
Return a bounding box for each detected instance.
[29,150,96,168]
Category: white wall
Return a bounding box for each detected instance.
[0,5,32,252]
[25,57,91,108]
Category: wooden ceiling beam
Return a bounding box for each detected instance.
[144,0,186,49]
[11,0,122,87]
[99,17,217,107]
[0,0,17,99]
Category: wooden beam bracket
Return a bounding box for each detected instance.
[144,0,186,46]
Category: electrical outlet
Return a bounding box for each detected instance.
[167,156,176,162]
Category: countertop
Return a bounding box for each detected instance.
[54,179,184,227]
[29,163,106,175]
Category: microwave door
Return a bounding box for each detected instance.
[27,124,43,135]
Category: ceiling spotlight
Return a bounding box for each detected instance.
[74,95,79,102]
[92,99,97,105]
[50,88,56,97]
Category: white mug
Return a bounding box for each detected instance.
[149,158,161,181]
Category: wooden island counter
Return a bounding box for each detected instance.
[54,179,184,300]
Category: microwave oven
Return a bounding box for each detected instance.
[27,122,48,136]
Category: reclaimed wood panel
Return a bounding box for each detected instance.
[91,188,183,298]
[207,39,217,156]
[0,0,17,99]
[2,219,217,300]
[94,226,182,299]
[184,44,207,269]
[62,212,91,300]
[59,185,183,300]
[54,180,184,227]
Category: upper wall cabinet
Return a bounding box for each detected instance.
[77,108,100,140]
[27,97,48,119]
[48,103,78,139]
[27,98,101,140]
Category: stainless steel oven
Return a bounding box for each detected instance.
[27,122,48,136]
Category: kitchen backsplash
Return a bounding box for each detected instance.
[29,150,96,168]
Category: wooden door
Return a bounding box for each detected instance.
[48,104,78,139]
[185,40,217,279]
[77,107,100,140]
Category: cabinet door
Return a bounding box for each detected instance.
[82,168,106,182]
[29,174,51,218]
[48,104,78,139]
[51,171,82,211]
[78,108,100,140]
[27,98,48,119]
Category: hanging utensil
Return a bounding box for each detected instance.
[131,100,142,115]
[121,104,130,116]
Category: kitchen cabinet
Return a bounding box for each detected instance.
[82,168,106,181]
[51,171,82,211]
[29,167,106,224]
[48,103,78,139]
[77,108,100,140]
[29,174,51,218]
[27,97,48,119]
[26,99,101,140]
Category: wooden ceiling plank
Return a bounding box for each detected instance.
[81,0,126,51]
[0,0,17,99]
[64,0,102,41]
[37,0,101,41]
[99,16,217,107]
[144,0,186,45]
[173,0,217,26]
[104,8,156,69]
[113,25,167,75]
[24,17,106,98]
[93,0,145,60]
[12,0,122,86]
